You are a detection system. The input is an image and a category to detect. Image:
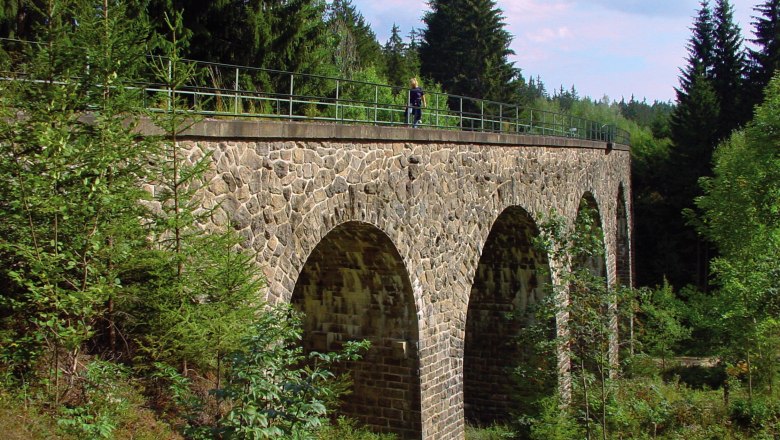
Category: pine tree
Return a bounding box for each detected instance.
[145,0,329,75]
[127,12,266,378]
[420,0,521,103]
[746,0,780,109]
[712,0,748,137]
[681,1,716,87]
[665,0,721,290]
[383,24,419,91]
[327,0,382,77]
[0,0,153,388]
[383,24,406,89]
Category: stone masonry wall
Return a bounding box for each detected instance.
[169,121,632,440]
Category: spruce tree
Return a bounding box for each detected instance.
[383,24,418,91]
[327,0,382,77]
[420,0,521,103]
[0,0,153,387]
[145,0,330,75]
[114,13,270,385]
[746,0,780,109]
[712,0,748,137]
[665,0,720,289]
[0,0,20,38]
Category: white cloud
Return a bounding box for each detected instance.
[497,0,572,23]
[525,26,572,44]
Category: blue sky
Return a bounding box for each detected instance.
[351,0,761,102]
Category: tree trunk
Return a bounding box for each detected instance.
[582,358,591,440]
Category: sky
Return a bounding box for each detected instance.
[351,0,763,103]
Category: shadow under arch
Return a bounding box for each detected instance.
[463,206,552,425]
[575,192,607,278]
[290,221,421,439]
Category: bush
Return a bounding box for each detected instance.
[730,398,779,433]
[528,396,583,440]
[57,360,179,440]
[316,417,396,440]
[464,423,516,440]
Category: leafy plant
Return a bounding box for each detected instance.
[57,361,131,439]
[316,417,397,440]
[218,305,369,439]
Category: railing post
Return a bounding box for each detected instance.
[499,103,503,133]
[374,85,378,125]
[459,97,463,129]
[481,100,484,132]
[234,67,240,115]
[289,73,294,120]
[516,106,519,133]
[335,79,340,122]
[435,93,439,128]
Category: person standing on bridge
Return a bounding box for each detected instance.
[408,77,427,128]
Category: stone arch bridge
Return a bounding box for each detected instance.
[172,120,632,439]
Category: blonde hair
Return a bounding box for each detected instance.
[410,77,419,88]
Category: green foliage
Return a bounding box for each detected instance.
[420,0,522,103]
[219,305,369,439]
[151,305,370,439]
[0,4,376,440]
[694,71,780,397]
[382,24,420,91]
[661,0,750,290]
[57,361,132,439]
[317,417,396,440]
[327,0,383,77]
[729,398,780,433]
[528,206,621,439]
[325,66,397,122]
[712,0,749,133]
[609,375,732,440]
[0,386,61,439]
[634,282,691,367]
[528,396,583,440]
[147,0,331,78]
[3,375,180,440]
[464,423,515,440]
[0,0,154,389]
[746,0,780,110]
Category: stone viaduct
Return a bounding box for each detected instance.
[171,120,633,439]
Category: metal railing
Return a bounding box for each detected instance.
[0,38,630,145]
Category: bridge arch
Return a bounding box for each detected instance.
[575,192,607,278]
[463,205,552,425]
[290,220,422,438]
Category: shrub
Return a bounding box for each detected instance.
[528,396,583,440]
[729,398,779,432]
[316,417,396,440]
[464,423,516,440]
